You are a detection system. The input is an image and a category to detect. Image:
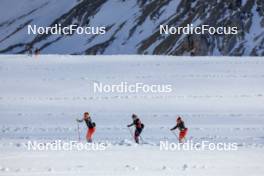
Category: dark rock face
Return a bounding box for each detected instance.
[0,0,263,56]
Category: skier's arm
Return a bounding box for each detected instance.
[170,125,178,131]
[76,118,84,123]
[127,123,134,127]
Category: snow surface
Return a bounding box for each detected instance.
[0,55,264,175]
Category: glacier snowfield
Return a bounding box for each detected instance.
[0,55,264,175]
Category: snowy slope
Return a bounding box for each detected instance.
[0,0,264,55]
[0,55,264,175]
[0,55,264,142]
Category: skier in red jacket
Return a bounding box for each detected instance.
[170,116,188,143]
[127,114,144,143]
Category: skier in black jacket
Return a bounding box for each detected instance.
[127,114,144,143]
[171,116,188,143]
[77,112,96,142]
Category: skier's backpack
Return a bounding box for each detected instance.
[141,123,144,129]
[92,122,96,127]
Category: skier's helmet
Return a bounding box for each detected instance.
[177,116,182,122]
[132,114,137,119]
[84,112,89,118]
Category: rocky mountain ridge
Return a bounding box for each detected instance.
[0,0,263,56]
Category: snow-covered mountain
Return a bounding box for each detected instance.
[0,0,263,56]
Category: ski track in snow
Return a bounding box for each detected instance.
[0,55,264,175]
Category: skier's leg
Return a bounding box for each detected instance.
[137,128,143,141]
[138,128,142,136]
[183,128,188,141]
[134,129,139,143]
[87,128,96,142]
[90,128,95,141]
[86,129,90,142]
[179,131,184,143]
[179,128,188,143]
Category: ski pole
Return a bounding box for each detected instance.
[139,134,145,143]
[171,130,179,140]
[127,127,134,141]
[77,121,81,142]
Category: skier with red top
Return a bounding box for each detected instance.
[127,114,144,143]
[170,116,188,143]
